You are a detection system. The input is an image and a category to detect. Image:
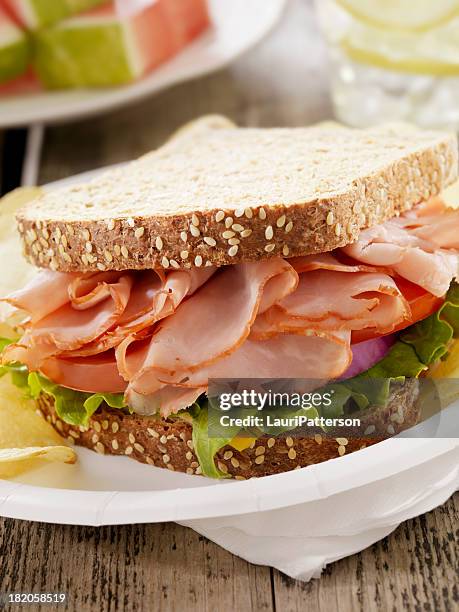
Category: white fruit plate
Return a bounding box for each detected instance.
[0,0,287,128]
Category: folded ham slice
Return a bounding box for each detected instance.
[342,203,459,297]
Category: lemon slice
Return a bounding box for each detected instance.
[341,23,459,76]
[337,0,459,32]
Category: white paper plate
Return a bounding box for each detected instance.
[1,163,458,527]
[0,0,287,128]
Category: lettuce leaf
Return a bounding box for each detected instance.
[190,402,234,478]
[27,372,127,427]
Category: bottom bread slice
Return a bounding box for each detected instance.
[36,379,420,479]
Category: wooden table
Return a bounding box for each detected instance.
[0,1,458,609]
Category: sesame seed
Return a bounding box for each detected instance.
[97,263,106,271]
[264,243,275,252]
[163,454,171,464]
[267,438,275,448]
[231,457,240,468]
[326,212,334,226]
[225,217,233,228]
[146,457,155,466]
[85,241,93,253]
[95,442,105,455]
[232,224,244,232]
[91,434,99,444]
[121,246,129,258]
[160,435,167,444]
[265,225,274,240]
[180,250,189,260]
[191,213,199,227]
[254,455,265,465]
[114,245,121,256]
[235,207,244,218]
[338,445,346,456]
[125,446,133,456]
[285,221,293,233]
[223,230,235,239]
[190,225,200,237]
[155,236,163,251]
[259,208,267,220]
[127,217,135,228]
[93,421,101,433]
[218,461,229,474]
[205,260,213,267]
[241,229,252,238]
[276,215,286,228]
[336,437,348,446]
[282,245,289,257]
[134,443,145,453]
[364,426,376,436]
[180,232,188,243]
[161,256,170,268]
[347,222,353,235]
[187,439,194,450]
[170,259,180,269]
[186,451,193,461]
[82,229,90,241]
[81,254,89,266]
[223,450,233,460]
[288,448,297,460]
[228,245,239,257]
[387,424,395,435]
[245,208,253,219]
[107,219,115,230]
[104,250,113,263]
[112,440,119,450]
[255,446,265,456]
[286,436,294,447]
[228,238,240,246]
[204,236,216,247]
[195,255,203,267]
[69,430,80,439]
[186,467,194,475]
[128,434,136,444]
[334,223,341,237]
[215,211,225,223]
[235,475,245,481]
[134,226,145,238]
[190,461,199,468]
[147,428,159,438]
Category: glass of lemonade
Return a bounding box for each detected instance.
[315,0,459,130]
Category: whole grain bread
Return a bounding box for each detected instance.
[17,119,458,273]
[37,379,420,478]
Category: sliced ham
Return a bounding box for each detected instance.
[124,260,299,393]
[342,204,459,297]
[126,385,206,417]
[2,270,75,323]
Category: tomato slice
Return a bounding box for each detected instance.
[352,277,444,344]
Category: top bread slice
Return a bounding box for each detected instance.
[17,118,458,272]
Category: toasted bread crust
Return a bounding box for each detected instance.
[37,380,420,478]
[17,122,458,272]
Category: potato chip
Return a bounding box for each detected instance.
[0,372,76,478]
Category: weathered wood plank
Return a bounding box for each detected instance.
[0,519,274,612]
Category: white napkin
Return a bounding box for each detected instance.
[180,445,459,581]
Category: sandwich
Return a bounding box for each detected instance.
[1,117,459,479]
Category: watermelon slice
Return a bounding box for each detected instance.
[33,0,210,89]
[1,0,108,30]
[0,4,30,85]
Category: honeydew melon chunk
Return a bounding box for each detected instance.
[0,6,29,84]
[2,0,107,30]
[33,3,177,88]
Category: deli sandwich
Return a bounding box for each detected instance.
[2,117,459,479]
